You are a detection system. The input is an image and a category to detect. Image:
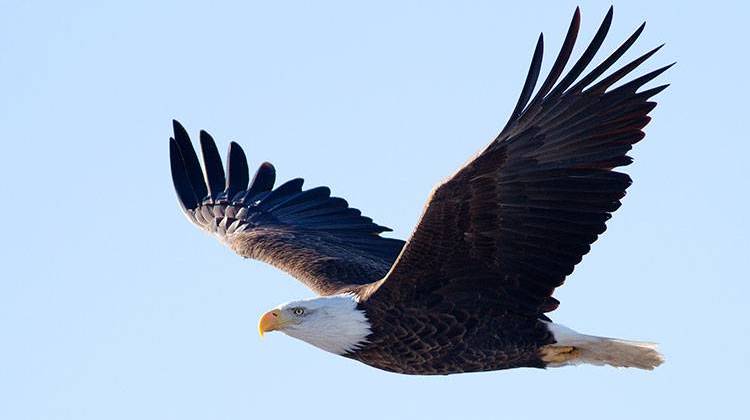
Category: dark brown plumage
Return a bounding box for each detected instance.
[170,7,669,375]
[170,121,405,295]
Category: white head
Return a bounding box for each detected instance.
[257,294,371,355]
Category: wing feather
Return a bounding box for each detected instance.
[170,123,405,295]
[364,9,670,316]
[225,142,250,199]
[199,130,225,200]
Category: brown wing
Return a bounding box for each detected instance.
[362,8,670,316]
[169,120,405,295]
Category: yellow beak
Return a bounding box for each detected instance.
[258,309,286,337]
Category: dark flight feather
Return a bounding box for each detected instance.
[226,142,250,200]
[199,130,225,200]
[362,8,669,322]
[169,123,405,295]
[172,120,207,200]
[169,138,199,211]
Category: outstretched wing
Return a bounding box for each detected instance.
[169,120,405,295]
[364,8,670,316]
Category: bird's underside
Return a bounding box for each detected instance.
[170,7,669,375]
[349,302,554,375]
[352,298,662,375]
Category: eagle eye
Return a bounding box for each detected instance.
[292,307,305,316]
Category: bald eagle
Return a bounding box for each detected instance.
[169,7,669,375]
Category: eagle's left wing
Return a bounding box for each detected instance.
[362,8,670,316]
[170,121,405,295]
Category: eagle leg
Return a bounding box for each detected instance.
[540,345,581,365]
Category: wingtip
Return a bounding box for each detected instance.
[502,30,545,131]
[534,32,544,58]
[200,130,219,152]
[379,225,394,233]
[172,119,187,135]
[570,7,581,31]
[199,130,217,152]
[535,32,544,52]
[246,161,277,196]
[259,161,276,172]
[604,5,614,21]
[227,141,249,170]
[228,141,247,161]
[637,43,666,62]
[649,61,676,78]
[226,141,250,196]
[653,62,677,78]
[199,129,226,199]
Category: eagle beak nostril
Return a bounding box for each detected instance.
[259,309,284,337]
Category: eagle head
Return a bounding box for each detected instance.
[258,294,371,355]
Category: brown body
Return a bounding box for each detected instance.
[351,299,553,374]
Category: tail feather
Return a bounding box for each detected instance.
[541,322,664,370]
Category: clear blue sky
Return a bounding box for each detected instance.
[1,1,747,419]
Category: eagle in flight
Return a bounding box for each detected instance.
[169,7,669,375]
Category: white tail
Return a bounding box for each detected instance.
[541,322,664,370]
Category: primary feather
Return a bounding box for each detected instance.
[169,121,405,295]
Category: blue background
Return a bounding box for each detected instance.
[1,1,747,419]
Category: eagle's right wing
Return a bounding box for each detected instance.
[169,121,405,295]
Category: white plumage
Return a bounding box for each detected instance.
[543,322,664,370]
